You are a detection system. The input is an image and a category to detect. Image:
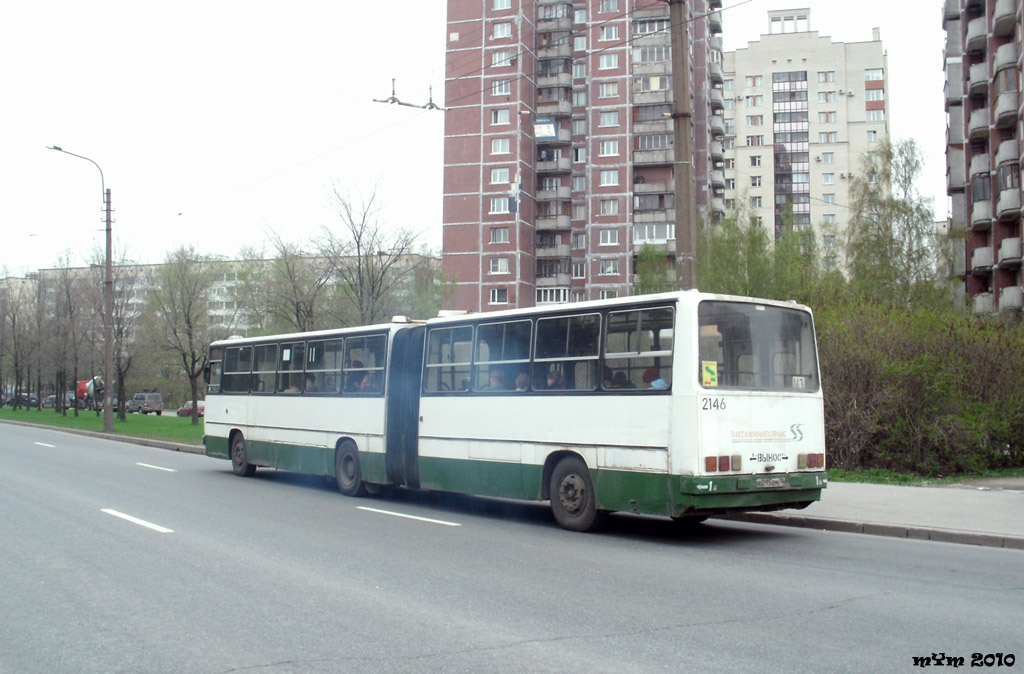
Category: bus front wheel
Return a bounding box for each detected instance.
[230,434,256,477]
[550,456,605,532]
[335,441,367,497]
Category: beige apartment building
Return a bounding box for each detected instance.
[723,9,889,270]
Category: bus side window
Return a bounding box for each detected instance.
[425,327,472,392]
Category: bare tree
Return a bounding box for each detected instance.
[2,278,36,410]
[320,185,420,326]
[145,246,223,425]
[88,250,141,421]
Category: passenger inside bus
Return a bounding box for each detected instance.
[514,372,530,391]
[481,370,507,391]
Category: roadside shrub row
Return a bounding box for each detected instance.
[816,302,1024,475]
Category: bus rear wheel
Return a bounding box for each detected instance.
[230,434,256,477]
[335,441,367,497]
[550,456,605,532]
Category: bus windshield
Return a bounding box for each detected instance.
[698,301,818,392]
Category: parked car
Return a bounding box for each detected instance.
[176,400,205,417]
[127,391,163,415]
[6,393,39,407]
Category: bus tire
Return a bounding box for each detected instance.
[335,441,367,497]
[550,456,605,532]
[230,433,256,477]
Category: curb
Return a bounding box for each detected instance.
[715,512,1024,550]
[1,418,206,455]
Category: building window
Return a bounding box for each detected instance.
[818,132,837,143]
[574,36,586,51]
[745,95,764,107]
[491,109,509,125]
[491,79,510,96]
[492,138,510,154]
[744,75,764,87]
[600,0,618,11]
[600,169,618,186]
[490,167,510,184]
[573,90,587,106]
[490,197,510,214]
[489,257,509,274]
[818,91,836,103]
[823,173,835,185]
[600,25,619,41]
[865,89,884,101]
[599,140,619,156]
[750,196,762,208]
[821,152,835,164]
[600,290,619,300]
[866,109,885,121]
[751,175,761,187]
[599,111,619,127]
[818,111,837,123]
[599,53,619,70]
[573,62,586,79]
[575,9,586,23]
[492,50,515,67]
[573,147,587,163]
[572,262,586,279]
[493,23,512,39]
[823,193,835,204]
[493,0,511,8]
[573,176,585,192]
[599,199,619,215]
[572,204,587,220]
[491,227,509,244]
[598,81,619,98]
[823,214,836,225]
[867,130,879,142]
[600,228,619,245]
[746,115,763,126]
[865,68,884,81]
[725,177,736,189]
[573,119,587,135]
[633,19,669,34]
[723,79,734,91]
[572,233,586,249]
[489,288,508,304]
[817,71,835,83]
[537,288,569,304]
[600,259,620,275]
[750,155,762,167]
[746,135,764,146]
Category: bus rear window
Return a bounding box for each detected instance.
[698,301,818,392]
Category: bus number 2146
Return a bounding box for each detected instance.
[702,397,726,411]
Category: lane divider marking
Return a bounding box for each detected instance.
[136,463,176,472]
[101,509,174,533]
[356,506,461,527]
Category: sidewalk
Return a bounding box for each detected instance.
[719,478,1024,550]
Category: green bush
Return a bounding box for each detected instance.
[817,302,1024,476]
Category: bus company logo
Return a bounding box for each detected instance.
[730,424,806,444]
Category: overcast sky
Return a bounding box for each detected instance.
[1,0,944,276]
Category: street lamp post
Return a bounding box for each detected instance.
[47,146,114,433]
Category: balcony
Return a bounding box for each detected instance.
[634,149,674,165]
[973,292,995,314]
[708,10,722,34]
[965,17,987,54]
[969,152,990,177]
[536,156,572,173]
[944,25,962,60]
[709,115,725,137]
[971,200,993,230]
[708,35,723,53]
[536,243,571,258]
[710,169,725,188]
[635,209,672,224]
[633,61,669,77]
[536,100,572,117]
[947,105,965,144]
[710,140,724,162]
[634,90,671,105]
[633,119,672,134]
[994,90,1019,129]
[996,139,1019,166]
[993,0,1018,36]
[968,63,988,98]
[537,42,571,60]
[536,128,572,144]
[999,286,1023,310]
[537,16,572,33]
[947,147,966,193]
[968,107,989,140]
[997,188,1021,221]
[972,246,994,273]
[711,197,726,215]
[708,0,722,8]
[536,214,571,230]
[537,186,572,201]
[708,61,723,84]
[945,61,963,108]
[709,88,724,110]
[993,42,1017,73]
[537,72,572,88]
[998,237,1022,268]
[633,180,669,193]
[536,273,571,286]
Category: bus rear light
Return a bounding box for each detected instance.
[704,455,742,472]
[718,456,730,471]
[731,455,741,471]
[705,456,718,472]
[799,453,826,468]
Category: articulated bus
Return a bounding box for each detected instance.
[204,291,826,531]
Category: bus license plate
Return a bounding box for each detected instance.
[755,477,788,489]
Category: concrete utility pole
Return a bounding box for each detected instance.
[667,0,698,290]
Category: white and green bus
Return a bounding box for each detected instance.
[205,291,826,531]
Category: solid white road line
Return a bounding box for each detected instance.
[101,509,174,533]
[356,506,461,527]
[136,463,176,472]
[34,442,56,448]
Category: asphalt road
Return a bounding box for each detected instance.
[2,424,1021,673]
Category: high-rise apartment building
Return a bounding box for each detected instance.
[442,0,723,312]
[943,0,1022,312]
[722,10,889,271]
